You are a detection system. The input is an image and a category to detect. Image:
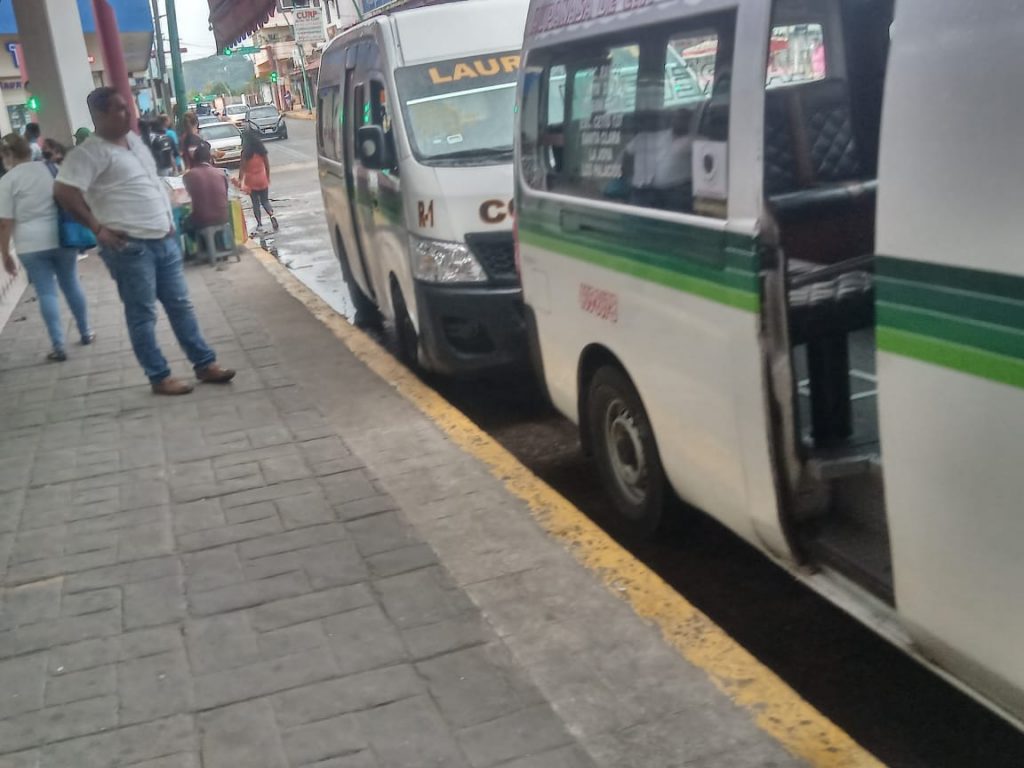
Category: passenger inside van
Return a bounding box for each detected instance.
[621,108,694,211]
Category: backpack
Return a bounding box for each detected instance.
[150,133,175,171]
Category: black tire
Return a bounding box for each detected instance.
[334,230,380,326]
[391,281,420,371]
[586,366,669,539]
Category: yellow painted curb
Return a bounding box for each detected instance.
[249,244,885,768]
[284,110,316,121]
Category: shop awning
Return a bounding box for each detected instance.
[207,0,277,50]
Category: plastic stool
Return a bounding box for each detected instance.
[196,223,237,266]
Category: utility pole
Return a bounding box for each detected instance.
[165,0,188,120]
[149,0,171,114]
[296,43,313,113]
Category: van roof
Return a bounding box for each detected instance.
[392,0,529,65]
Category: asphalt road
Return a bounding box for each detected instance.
[263,118,1024,767]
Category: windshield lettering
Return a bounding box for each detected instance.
[428,55,521,85]
[397,50,520,164]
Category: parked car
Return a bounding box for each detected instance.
[199,123,243,166]
[224,104,249,125]
[197,114,223,128]
[245,104,288,141]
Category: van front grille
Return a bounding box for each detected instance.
[465,232,517,285]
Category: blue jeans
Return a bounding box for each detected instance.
[20,247,91,352]
[100,235,216,383]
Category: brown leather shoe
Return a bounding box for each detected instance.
[152,377,194,396]
[196,363,236,384]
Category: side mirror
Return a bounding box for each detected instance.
[356,124,393,170]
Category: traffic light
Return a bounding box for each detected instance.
[194,94,201,104]
[26,95,39,112]
[222,47,233,56]
[270,72,279,83]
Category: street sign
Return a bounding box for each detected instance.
[222,45,260,56]
[294,8,325,45]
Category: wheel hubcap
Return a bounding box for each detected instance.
[604,398,647,506]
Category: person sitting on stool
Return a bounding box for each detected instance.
[182,142,230,251]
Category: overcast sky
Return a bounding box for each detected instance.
[157,0,219,61]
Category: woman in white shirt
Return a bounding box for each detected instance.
[0,133,93,361]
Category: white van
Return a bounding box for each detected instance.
[517,0,1024,728]
[316,0,530,374]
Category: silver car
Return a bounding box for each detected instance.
[199,123,243,166]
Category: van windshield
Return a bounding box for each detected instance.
[396,51,520,165]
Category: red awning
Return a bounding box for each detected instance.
[207,0,278,50]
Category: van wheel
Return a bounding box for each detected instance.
[391,281,419,371]
[586,366,668,539]
[334,231,379,326]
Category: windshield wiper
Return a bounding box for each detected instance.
[427,147,513,162]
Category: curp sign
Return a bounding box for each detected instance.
[293,7,325,44]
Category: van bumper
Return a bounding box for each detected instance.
[413,281,528,375]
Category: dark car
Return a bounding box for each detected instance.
[245,104,288,141]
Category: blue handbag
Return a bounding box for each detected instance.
[46,161,98,250]
[57,209,98,250]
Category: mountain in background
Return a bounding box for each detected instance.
[182,55,256,94]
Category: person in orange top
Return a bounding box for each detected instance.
[237,131,277,234]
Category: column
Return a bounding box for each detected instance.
[12,0,95,144]
[91,0,136,130]
[0,86,12,135]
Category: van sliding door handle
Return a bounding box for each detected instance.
[560,210,624,237]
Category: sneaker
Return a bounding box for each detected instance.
[47,349,67,362]
[196,363,236,384]
[81,332,96,345]
[152,377,194,396]
[270,215,279,232]
[252,225,265,237]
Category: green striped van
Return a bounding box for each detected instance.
[516,0,1024,728]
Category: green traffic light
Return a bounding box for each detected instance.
[270,72,278,83]
[223,47,233,56]
[26,95,40,111]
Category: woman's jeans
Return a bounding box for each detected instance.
[250,189,273,223]
[99,235,216,384]
[20,247,91,352]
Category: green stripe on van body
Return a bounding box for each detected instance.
[518,198,760,312]
[876,257,1024,389]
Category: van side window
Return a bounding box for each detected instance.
[369,79,398,173]
[767,24,827,89]
[318,86,340,160]
[521,11,736,218]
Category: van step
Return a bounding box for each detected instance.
[806,453,878,481]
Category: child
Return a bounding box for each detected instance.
[238,130,277,233]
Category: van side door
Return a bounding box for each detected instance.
[341,42,377,300]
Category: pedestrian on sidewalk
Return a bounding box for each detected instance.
[0,133,93,362]
[179,112,203,170]
[238,131,277,234]
[162,114,184,173]
[24,123,43,161]
[53,87,235,395]
[147,119,179,177]
[42,138,67,171]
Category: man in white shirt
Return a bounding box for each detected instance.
[622,109,694,212]
[54,87,235,395]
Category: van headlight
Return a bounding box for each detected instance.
[410,236,486,283]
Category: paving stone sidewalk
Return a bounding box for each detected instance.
[0,253,806,768]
